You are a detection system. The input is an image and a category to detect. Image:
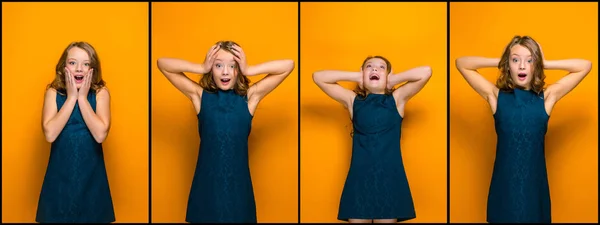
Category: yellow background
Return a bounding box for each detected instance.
[151,2,298,223]
[450,2,598,223]
[2,2,149,223]
[300,2,447,223]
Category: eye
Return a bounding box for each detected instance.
[512,58,518,63]
[215,63,222,68]
[69,61,75,65]
[366,65,371,68]
[84,63,90,66]
[527,59,532,63]
[229,64,235,69]
[380,65,385,69]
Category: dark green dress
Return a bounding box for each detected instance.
[36,92,115,223]
[338,93,416,222]
[487,88,551,223]
[186,89,257,223]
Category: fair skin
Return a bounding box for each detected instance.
[313,58,431,224]
[42,47,111,143]
[156,44,295,116]
[313,57,432,119]
[455,43,592,116]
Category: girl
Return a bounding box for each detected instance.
[455,35,592,223]
[313,56,432,223]
[37,41,115,223]
[157,40,294,223]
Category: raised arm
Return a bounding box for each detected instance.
[42,72,78,143]
[230,45,294,105]
[544,59,592,107]
[389,66,433,105]
[157,45,219,102]
[312,70,361,109]
[455,56,500,111]
[156,58,207,100]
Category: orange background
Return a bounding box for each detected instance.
[2,2,149,223]
[450,2,598,223]
[151,2,298,223]
[300,2,447,223]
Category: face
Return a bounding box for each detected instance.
[65,47,91,89]
[362,58,388,94]
[212,49,238,90]
[508,44,534,89]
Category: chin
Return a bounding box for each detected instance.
[217,85,233,91]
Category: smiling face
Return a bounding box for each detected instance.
[65,47,91,89]
[361,57,391,94]
[508,44,534,89]
[212,49,239,90]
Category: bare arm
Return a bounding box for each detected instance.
[544,59,592,105]
[455,57,500,101]
[42,89,77,143]
[78,88,111,143]
[389,66,433,105]
[246,59,295,104]
[156,57,207,100]
[455,57,500,113]
[312,70,360,109]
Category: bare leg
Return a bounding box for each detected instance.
[348,219,373,223]
[373,219,397,223]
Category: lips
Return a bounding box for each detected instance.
[220,78,231,85]
[517,72,527,81]
[369,73,380,81]
[74,75,84,83]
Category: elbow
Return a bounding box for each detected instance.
[423,66,433,80]
[455,57,464,69]
[280,59,295,77]
[583,60,592,73]
[92,126,109,143]
[44,133,57,143]
[157,58,168,71]
[285,59,295,72]
[42,125,57,143]
[93,131,108,144]
[312,71,322,84]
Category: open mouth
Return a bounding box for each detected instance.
[369,73,380,81]
[74,75,84,83]
[220,78,231,85]
[517,73,527,81]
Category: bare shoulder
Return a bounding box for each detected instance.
[45,87,57,96]
[44,88,58,103]
[96,86,111,98]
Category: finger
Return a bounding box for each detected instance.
[88,70,93,85]
[207,45,219,58]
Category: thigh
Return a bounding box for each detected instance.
[373,219,397,223]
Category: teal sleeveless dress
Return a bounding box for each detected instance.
[36,91,115,223]
[487,88,551,223]
[185,89,257,223]
[338,93,416,222]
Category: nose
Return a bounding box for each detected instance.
[75,63,83,72]
[222,66,230,75]
[519,61,526,70]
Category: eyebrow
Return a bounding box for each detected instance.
[214,59,235,62]
[67,58,90,62]
[511,54,532,57]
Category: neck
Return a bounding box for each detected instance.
[514,84,531,91]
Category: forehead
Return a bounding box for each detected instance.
[365,58,386,66]
[67,47,90,59]
[215,50,235,61]
[510,44,531,56]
